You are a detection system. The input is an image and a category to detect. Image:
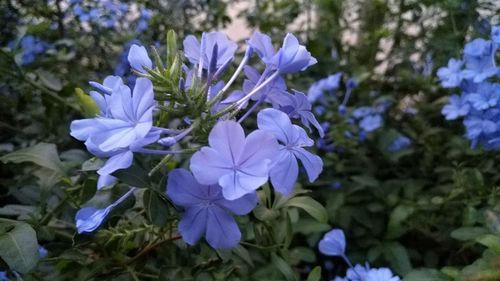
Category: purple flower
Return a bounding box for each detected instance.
[38,246,48,258]
[441,94,471,120]
[257,108,322,194]
[271,33,317,74]
[70,77,159,188]
[242,66,288,106]
[248,32,316,74]
[365,268,400,281]
[279,91,325,137]
[342,264,371,281]
[76,188,135,233]
[388,135,411,152]
[247,31,275,62]
[89,75,128,97]
[462,39,498,83]
[463,109,500,140]
[71,77,156,152]
[183,32,237,70]
[166,169,257,249]
[319,228,346,257]
[466,82,500,110]
[352,106,374,119]
[307,73,342,102]
[190,121,278,200]
[437,58,464,88]
[492,26,500,45]
[359,115,382,132]
[128,44,153,73]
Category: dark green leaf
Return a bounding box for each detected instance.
[0,220,39,273]
[143,190,170,226]
[403,269,451,281]
[450,227,489,241]
[112,164,150,188]
[285,196,328,223]
[0,143,65,175]
[232,245,254,267]
[383,242,412,276]
[271,252,296,281]
[253,205,280,221]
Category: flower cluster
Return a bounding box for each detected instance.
[70,30,323,249]
[437,26,500,149]
[69,0,152,32]
[319,228,400,281]
[387,135,411,152]
[307,74,392,150]
[7,35,52,65]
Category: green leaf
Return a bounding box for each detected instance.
[0,205,36,218]
[271,252,296,281]
[166,30,178,68]
[285,196,328,223]
[476,234,500,253]
[0,143,65,175]
[351,175,380,187]
[253,205,280,221]
[290,247,316,263]
[75,88,100,117]
[387,205,414,239]
[81,157,104,171]
[37,70,63,91]
[112,164,150,188]
[293,219,331,235]
[232,245,254,267]
[0,220,39,273]
[450,227,489,241]
[143,190,170,226]
[383,242,412,276]
[306,266,322,281]
[403,269,451,281]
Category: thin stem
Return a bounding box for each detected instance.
[148,155,173,177]
[238,93,266,123]
[127,267,141,281]
[342,254,362,280]
[236,71,280,107]
[207,47,252,108]
[341,88,352,107]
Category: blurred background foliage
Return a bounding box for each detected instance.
[0,0,499,280]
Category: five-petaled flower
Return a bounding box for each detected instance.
[166,169,257,249]
[257,108,323,195]
[190,120,278,200]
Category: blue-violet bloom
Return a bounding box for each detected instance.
[257,108,322,194]
[166,169,257,249]
[190,120,278,200]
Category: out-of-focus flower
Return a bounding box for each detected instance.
[319,228,346,257]
[437,58,464,88]
[441,95,471,120]
[388,135,411,152]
